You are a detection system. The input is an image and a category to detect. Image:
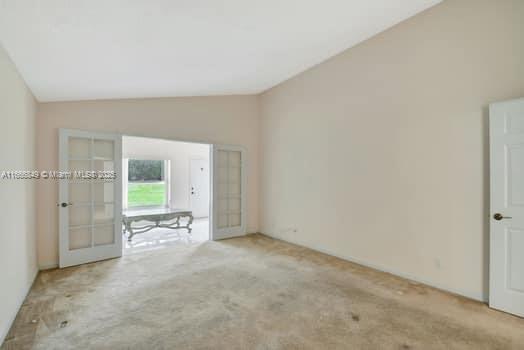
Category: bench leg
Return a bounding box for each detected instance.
[126,222,135,242]
[187,215,193,234]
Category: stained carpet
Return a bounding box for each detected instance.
[2,234,524,349]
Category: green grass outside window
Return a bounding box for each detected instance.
[128,183,166,207]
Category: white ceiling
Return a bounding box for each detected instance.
[0,0,441,102]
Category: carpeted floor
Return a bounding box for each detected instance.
[2,234,524,350]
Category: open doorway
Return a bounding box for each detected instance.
[121,135,210,254]
[57,129,247,267]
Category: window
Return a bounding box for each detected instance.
[126,159,169,208]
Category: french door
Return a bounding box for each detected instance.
[211,145,246,240]
[58,129,123,268]
[489,98,524,317]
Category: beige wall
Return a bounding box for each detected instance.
[0,46,38,342]
[123,136,210,213]
[259,0,524,301]
[37,96,259,268]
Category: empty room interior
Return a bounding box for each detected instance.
[1,0,524,349]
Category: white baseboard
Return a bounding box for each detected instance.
[261,232,487,303]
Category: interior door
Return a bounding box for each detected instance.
[489,98,524,317]
[211,145,246,240]
[190,158,210,218]
[59,129,122,268]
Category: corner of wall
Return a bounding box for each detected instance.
[0,44,40,345]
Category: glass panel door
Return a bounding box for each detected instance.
[59,129,122,268]
[212,145,245,239]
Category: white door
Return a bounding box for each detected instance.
[189,158,210,218]
[489,98,524,317]
[211,145,246,240]
[59,129,123,268]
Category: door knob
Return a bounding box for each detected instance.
[493,213,512,221]
[58,202,73,208]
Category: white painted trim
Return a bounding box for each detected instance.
[208,146,214,241]
[0,268,38,345]
[260,232,487,302]
[122,158,129,210]
[164,159,170,207]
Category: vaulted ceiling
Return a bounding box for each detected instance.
[0,0,441,101]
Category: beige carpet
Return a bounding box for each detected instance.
[3,234,524,350]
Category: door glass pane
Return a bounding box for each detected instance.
[229,198,241,213]
[69,137,90,158]
[94,159,114,172]
[69,227,91,250]
[69,182,91,203]
[218,214,228,229]
[217,150,228,167]
[229,151,241,167]
[217,183,227,197]
[217,199,228,213]
[229,214,241,227]
[217,167,228,183]
[229,166,241,184]
[69,160,91,172]
[69,205,91,226]
[94,182,114,203]
[94,225,114,246]
[94,204,114,224]
[94,140,114,159]
[229,182,241,196]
